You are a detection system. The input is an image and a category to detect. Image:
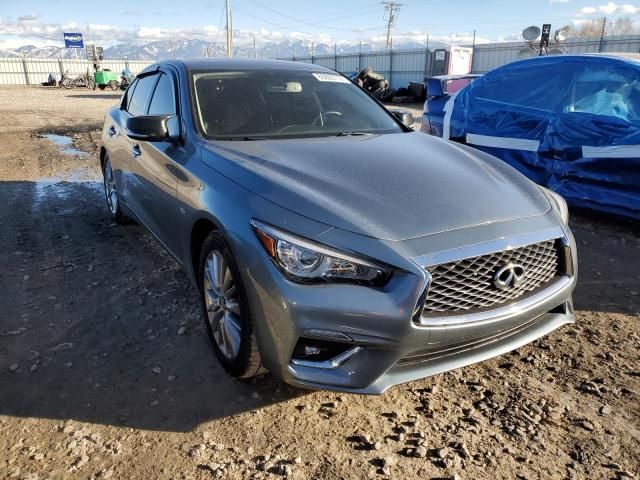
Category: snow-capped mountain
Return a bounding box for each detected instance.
[0,38,448,60]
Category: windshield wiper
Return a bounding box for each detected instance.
[334,131,374,137]
[213,136,269,141]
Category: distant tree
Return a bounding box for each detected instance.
[575,16,639,38]
[610,17,636,35]
[575,18,607,38]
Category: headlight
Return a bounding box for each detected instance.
[251,220,391,286]
[540,186,569,224]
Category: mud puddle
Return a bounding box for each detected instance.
[41,133,90,158]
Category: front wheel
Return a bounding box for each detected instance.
[199,233,263,379]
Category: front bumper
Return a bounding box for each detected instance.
[290,279,574,394]
[242,220,577,394]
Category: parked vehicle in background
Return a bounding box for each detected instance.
[100,59,576,394]
[120,68,134,90]
[421,54,640,221]
[59,71,95,90]
[421,74,481,136]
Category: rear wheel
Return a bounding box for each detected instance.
[102,155,127,223]
[108,80,119,91]
[199,232,263,379]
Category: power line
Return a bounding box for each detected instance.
[245,0,381,32]
[233,5,309,32]
[212,4,226,52]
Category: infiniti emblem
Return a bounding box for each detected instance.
[493,263,526,290]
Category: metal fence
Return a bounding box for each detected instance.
[3,34,640,87]
[0,58,154,85]
[284,48,433,89]
[281,34,640,87]
[471,35,640,73]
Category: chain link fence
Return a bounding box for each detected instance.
[0,58,153,85]
[3,34,640,87]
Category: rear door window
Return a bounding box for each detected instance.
[123,79,137,110]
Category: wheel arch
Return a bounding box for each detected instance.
[190,217,220,280]
[99,146,107,170]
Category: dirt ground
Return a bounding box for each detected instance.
[0,86,638,480]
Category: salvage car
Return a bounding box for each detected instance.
[422,73,481,137]
[100,59,577,394]
[421,54,640,220]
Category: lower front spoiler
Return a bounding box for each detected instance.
[286,307,574,395]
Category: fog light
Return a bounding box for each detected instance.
[290,338,363,369]
[292,338,351,362]
[304,345,322,356]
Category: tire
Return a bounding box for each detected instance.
[199,232,263,379]
[102,155,127,223]
[109,80,119,91]
[358,67,372,80]
[87,79,96,90]
[371,80,386,91]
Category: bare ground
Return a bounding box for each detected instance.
[0,86,638,480]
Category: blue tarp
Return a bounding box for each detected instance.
[446,54,640,220]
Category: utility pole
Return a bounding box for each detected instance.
[253,35,257,58]
[382,2,403,51]
[225,0,233,58]
[598,17,607,53]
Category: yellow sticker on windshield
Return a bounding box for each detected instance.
[312,73,350,83]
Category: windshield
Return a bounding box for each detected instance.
[192,69,403,139]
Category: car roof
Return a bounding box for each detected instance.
[139,58,333,76]
[429,74,482,81]
[511,52,640,67]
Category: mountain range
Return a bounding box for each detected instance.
[0,38,449,60]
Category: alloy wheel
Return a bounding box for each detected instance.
[203,250,242,359]
[103,159,118,215]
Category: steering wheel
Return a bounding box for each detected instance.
[313,111,343,127]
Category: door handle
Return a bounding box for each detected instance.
[108,125,116,138]
[131,144,142,158]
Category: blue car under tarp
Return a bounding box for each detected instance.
[440,54,640,221]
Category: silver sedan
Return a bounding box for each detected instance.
[99,59,577,394]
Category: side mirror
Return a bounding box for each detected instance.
[393,111,415,128]
[125,115,180,143]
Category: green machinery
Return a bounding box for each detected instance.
[93,70,120,91]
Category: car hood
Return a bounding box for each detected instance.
[201,132,550,241]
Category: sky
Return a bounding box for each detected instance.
[1,0,639,49]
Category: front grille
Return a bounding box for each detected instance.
[422,240,561,316]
